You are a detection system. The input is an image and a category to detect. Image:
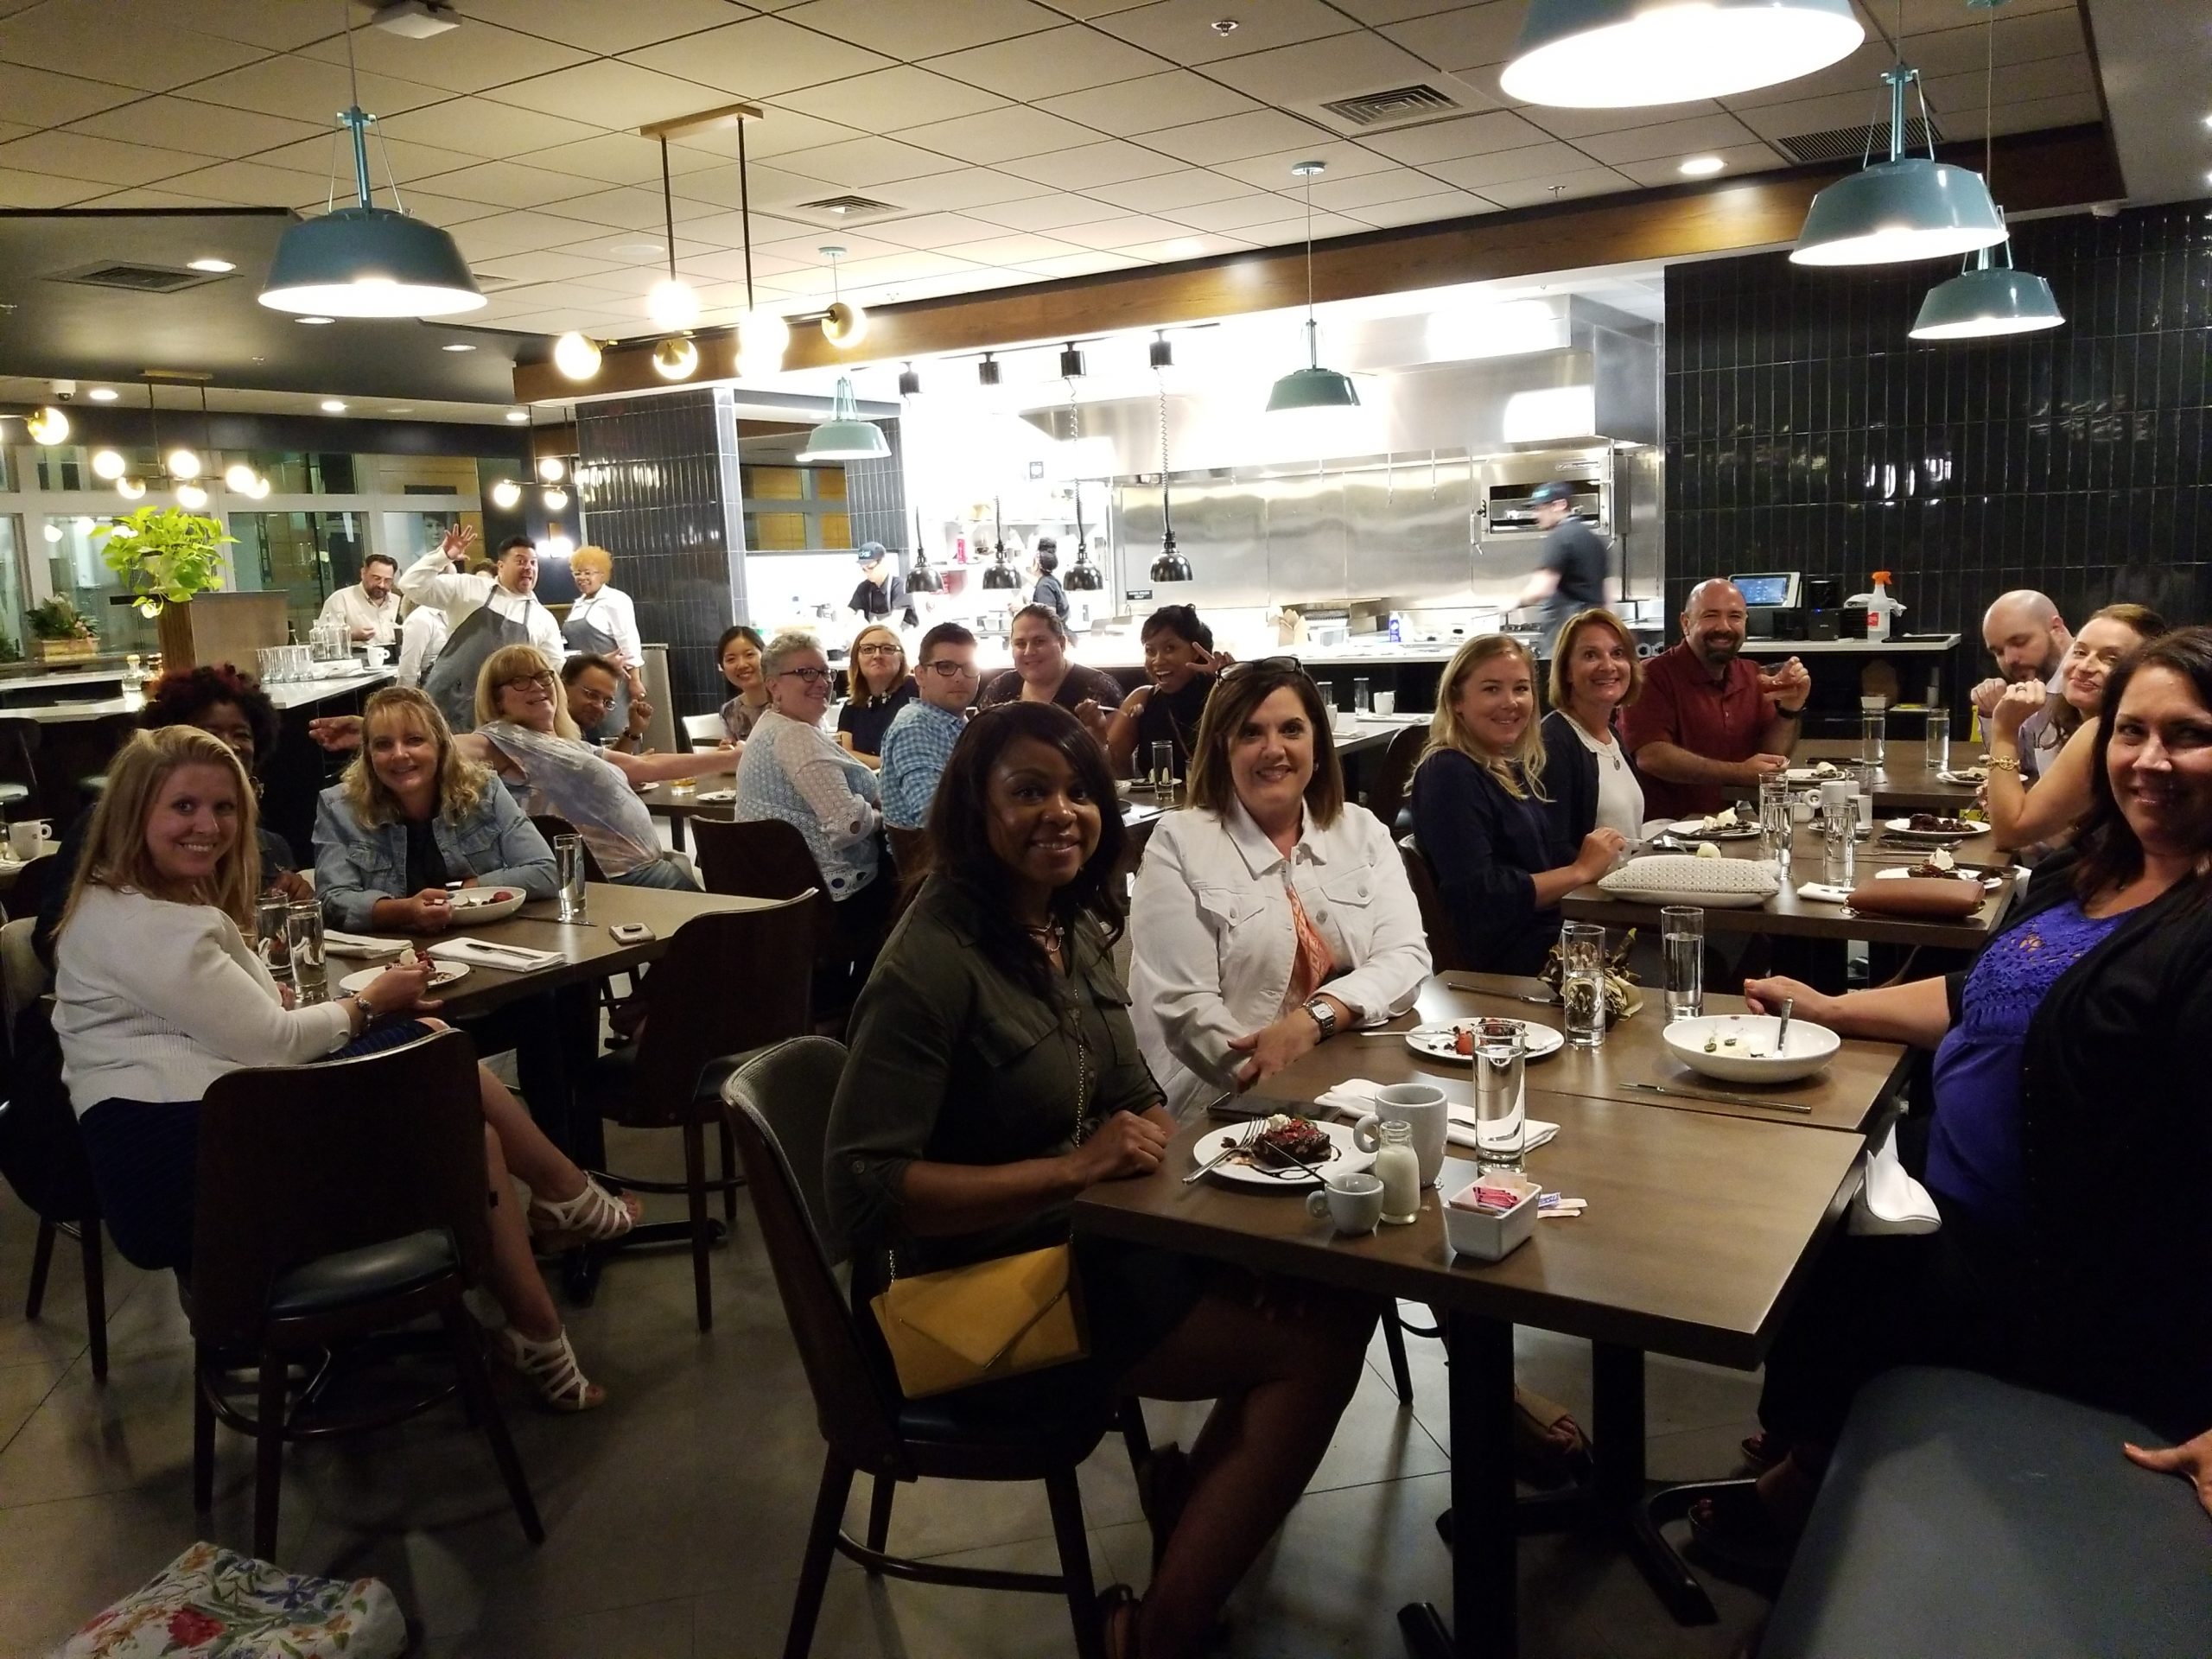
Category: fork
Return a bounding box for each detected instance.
[1184,1119,1262,1184]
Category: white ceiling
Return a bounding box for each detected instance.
[0,0,2103,349]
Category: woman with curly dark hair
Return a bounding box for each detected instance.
[826,701,1376,1659]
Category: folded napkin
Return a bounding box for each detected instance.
[324,931,405,959]
[1446,1113,1560,1154]
[428,938,563,971]
[1796,881,1854,906]
[1314,1078,1385,1115]
[1314,1080,1559,1155]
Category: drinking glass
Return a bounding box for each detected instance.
[555,834,588,924]
[254,894,294,987]
[1471,1018,1527,1174]
[1352,677,1372,715]
[1926,707,1952,773]
[1850,760,1875,835]
[283,899,327,1006]
[1313,680,1334,713]
[1661,906,1705,1021]
[1821,780,1856,880]
[1150,740,1175,796]
[1860,708,1887,768]
[1758,774,1792,859]
[1559,921,1608,1049]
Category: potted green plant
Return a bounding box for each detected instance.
[94,505,237,669]
[28,595,98,664]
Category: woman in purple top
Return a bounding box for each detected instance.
[1698,626,2212,1555]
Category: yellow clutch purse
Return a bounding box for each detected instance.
[870,1243,1088,1398]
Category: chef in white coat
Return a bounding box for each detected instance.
[394,524,564,730]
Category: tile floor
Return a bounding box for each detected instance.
[0,1124,1777,1658]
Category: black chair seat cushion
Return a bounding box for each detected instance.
[1763,1365,2212,1658]
[267,1229,456,1319]
[893,1363,1113,1465]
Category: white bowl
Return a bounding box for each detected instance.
[1662,1013,1840,1084]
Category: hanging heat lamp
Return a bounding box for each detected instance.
[260,0,483,318]
[906,507,943,594]
[982,498,1020,590]
[1148,330,1173,370]
[1500,0,1864,108]
[898,361,922,396]
[1150,372,1191,583]
[1060,379,1103,591]
[1267,162,1358,414]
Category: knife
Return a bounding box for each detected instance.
[1440,972,1557,1006]
[1622,1082,1814,1116]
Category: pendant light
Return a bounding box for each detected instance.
[1910,1,2063,340]
[1150,371,1192,583]
[653,336,698,380]
[982,498,1020,590]
[906,508,943,594]
[1267,162,1358,414]
[1060,379,1103,592]
[92,448,126,481]
[733,111,788,377]
[1793,1,2004,267]
[552,332,602,380]
[1148,330,1173,370]
[643,134,701,370]
[819,245,868,347]
[24,406,68,444]
[260,0,482,317]
[1501,0,1863,108]
[798,374,889,462]
[490,478,523,510]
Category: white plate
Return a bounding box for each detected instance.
[1874,866,1999,890]
[1666,818,1762,840]
[1784,765,1847,784]
[445,886,527,924]
[1662,1013,1839,1084]
[1404,1020,1566,1062]
[1883,817,1986,842]
[1193,1118,1374,1189]
[338,960,471,995]
[694,788,735,804]
[1938,768,1987,785]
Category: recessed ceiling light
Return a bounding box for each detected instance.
[442,341,476,352]
[87,387,118,402]
[187,257,236,274]
[505,410,529,422]
[1211,17,1238,33]
[1680,156,1726,176]
[321,399,346,412]
[296,315,335,325]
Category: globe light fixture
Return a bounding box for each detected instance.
[490,478,523,510]
[819,246,868,346]
[224,463,257,492]
[116,476,146,500]
[647,276,699,332]
[175,482,208,510]
[1501,0,1864,107]
[25,406,68,444]
[91,448,126,480]
[245,474,271,500]
[537,456,567,483]
[737,309,790,377]
[543,486,569,512]
[167,448,202,481]
[552,331,602,380]
[653,335,699,380]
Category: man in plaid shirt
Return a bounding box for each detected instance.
[880,623,978,829]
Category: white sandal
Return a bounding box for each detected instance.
[527,1176,639,1247]
[493,1325,605,1412]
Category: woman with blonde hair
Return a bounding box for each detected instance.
[835,621,917,767]
[1410,634,1628,975]
[1541,607,1648,842]
[562,545,646,743]
[54,727,630,1409]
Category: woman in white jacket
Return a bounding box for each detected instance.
[1131,658,1429,1114]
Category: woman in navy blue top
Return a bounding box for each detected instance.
[1409,635,1630,975]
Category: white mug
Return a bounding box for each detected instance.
[362,643,387,670]
[1305,1170,1384,1235]
[1373,690,1396,715]
[9,818,48,861]
[1355,1082,1450,1188]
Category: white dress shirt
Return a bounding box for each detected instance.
[316,582,401,644]
[567,587,642,671]
[395,605,449,687]
[1129,798,1431,1115]
[393,550,564,659]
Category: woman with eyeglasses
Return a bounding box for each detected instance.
[978,604,1123,743]
[1107,604,1223,782]
[836,623,918,769]
[454,645,721,889]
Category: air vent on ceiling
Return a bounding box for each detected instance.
[798,194,900,219]
[1778,116,1942,166]
[470,269,528,293]
[50,262,220,294]
[1321,84,1459,128]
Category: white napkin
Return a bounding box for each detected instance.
[1314,1078,1385,1115]
[1315,1079,1559,1154]
[428,938,563,971]
[1796,881,1853,905]
[1446,1113,1560,1154]
[695,788,735,803]
[324,931,405,958]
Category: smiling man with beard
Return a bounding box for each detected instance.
[1623,578,1812,821]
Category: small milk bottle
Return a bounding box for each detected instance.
[1373,1119,1421,1226]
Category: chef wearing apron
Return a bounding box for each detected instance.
[395,526,566,732]
[561,545,645,746]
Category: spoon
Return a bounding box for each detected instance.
[1775,995,1796,1056]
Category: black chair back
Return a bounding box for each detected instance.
[528,814,606,881]
[1363,724,1426,830]
[1399,834,1468,972]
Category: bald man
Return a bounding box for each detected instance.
[1970,589,2071,781]
[1621,578,1812,820]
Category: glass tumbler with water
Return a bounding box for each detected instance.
[1661,906,1705,1020]
[1926,707,1952,773]
[1860,705,1887,768]
[1560,921,1608,1049]
[1150,740,1176,797]
[1352,677,1372,715]
[1471,1018,1527,1175]
[555,834,588,924]
[1758,774,1793,861]
[283,899,327,1007]
[254,894,294,988]
[1821,780,1856,880]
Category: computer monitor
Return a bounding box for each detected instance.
[1730,572,1801,609]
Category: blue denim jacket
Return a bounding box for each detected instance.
[313,781,558,931]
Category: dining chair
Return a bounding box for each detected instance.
[884,823,931,881]
[528,812,606,881]
[73,713,141,802]
[10,854,69,942]
[186,1027,542,1560]
[1399,835,1470,972]
[724,1038,1115,1659]
[690,816,869,1021]
[1363,724,1427,836]
[681,712,728,750]
[0,962,106,1383]
[576,896,815,1331]
[0,715,41,818]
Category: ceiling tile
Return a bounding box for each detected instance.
[0,168,106,208]
[1611,143,1786,188]
[821,250,982,284]
[971,192,1127,231]
[1360,109,1554,164]
[1048,212,1196,249]
[0,1,267,93]
[1719,41,1891,111]
[1924,54,2091,118]
[296,20,592,96]
[453,209,635,262]
[1980,89,2102,138]
[480,249,628,285]
[1477,165,1633,209]
[1084,167,1249,211]
[1215,141,1400,189]
[1112,231,1252,261]
[1142,108,1332,165]
[1340,188,1496,227]
[405,160,592,211]
[1422,141,1592,190]
[76,185,239,210]
[1574,112,1762,166]
[1907,6,2084,79]
[1093,0,1357,65]
[460,0,744,54]
[478,61,747,131]
[1306,166,1452,211]
[1034,69,1260,137]
[892,105,1099,164]
[997,139,1182,189]
[779,0,1068,59]
[1017,250,1145,278]
[766,136,969,188]
[922,24,1172,100]
[1378,1,1523,73]
[1204,31,1443,106]
[149,157,334,207]
[671,162,835,212]
[63,97,326,162]
[872,167,1058,210]
[1732,90,1896,146]
[0,130,207,188]
[372,99,609,162]
[524,132,729,188]
[868,212,1017,248]
[940,232,1088,265]
[1213,209,1370,246]
[1518,98,1729,141]
[1325,0,1471,22]
[171,0,342,53]
[1158,192,1300,231]
[251,134,490,188]
[776,67,1007,129]
[0,64,144,128]
[550,187,677,232]
[180,55,449,123]
[621,15,896,98]
[680,108,868,162]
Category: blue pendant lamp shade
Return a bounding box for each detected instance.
[1910,234,2064,340]
[1793,67,2005,267]
[1501,0,1864,107]
[1268,319,1360,411]
[261,108,483,318]
[798,375,889,463]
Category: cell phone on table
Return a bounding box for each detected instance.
[610,921,655,944]
[1204,1091,1309,1122]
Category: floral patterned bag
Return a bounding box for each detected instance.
[51,1541,406,1659]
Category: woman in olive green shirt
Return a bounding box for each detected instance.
[826,702,1374,1659]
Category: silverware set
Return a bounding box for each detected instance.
[1184,1119,1261,1183]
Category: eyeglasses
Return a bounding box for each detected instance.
[569,684,614,707]
[501,671,556,695]
[778,666,835,686]
[920,658,978,679]
[856,643,902,658]
[1220,654,1305,680]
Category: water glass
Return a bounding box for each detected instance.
[1820,780,1856,880]
[255,894,294,987]
[1850,760,1876,835]
[1149,740,1176,795]
[1313,680,1334,713]
[1661,906,1705,1021]
[1559,921,1608,1050]
[1926,707,1952,773]
[1352,677,1372,715]
[555,834,588,924]
[1860,708,1887,768]
[283,899,326,1005]
[1758,774,1792,858]
[1471,1018,1527,1174]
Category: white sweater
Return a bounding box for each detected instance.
[54,887,354,1110]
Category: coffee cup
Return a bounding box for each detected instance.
[1373,690,1396,715]
[363,643,387,670]
[9,818,49,861]
[1306,1170,1384,1235]
[1354,1082,1450,1188]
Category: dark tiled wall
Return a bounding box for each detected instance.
[1665,201,2212,697]
[841,416,907,557]
[576,389,743,709]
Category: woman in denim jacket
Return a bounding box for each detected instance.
[314,685,557,934]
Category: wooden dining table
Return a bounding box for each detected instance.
[1792,735,1986,817]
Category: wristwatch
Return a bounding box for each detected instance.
[1302,997,1339,1041]
[1775,702,1806,719]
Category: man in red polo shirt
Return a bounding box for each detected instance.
[1624,578,1812,821]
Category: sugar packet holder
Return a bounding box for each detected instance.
[1443,1172,1543,1262]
